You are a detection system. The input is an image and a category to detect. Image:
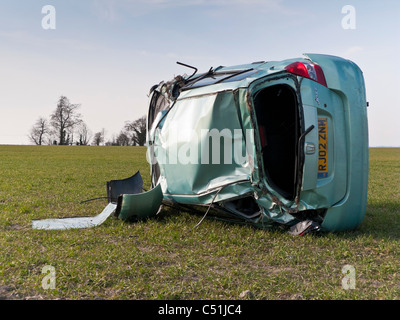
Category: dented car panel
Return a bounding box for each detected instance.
[147,53,368,232]
[116,183,163,221]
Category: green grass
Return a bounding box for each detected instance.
[0,146,400,300]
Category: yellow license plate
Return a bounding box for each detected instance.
[318,118,328,178]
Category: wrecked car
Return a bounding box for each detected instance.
[145,53,369,233]
[33,53,369,234]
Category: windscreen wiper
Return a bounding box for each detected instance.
[176,62,198,82]
[183,66,215,87]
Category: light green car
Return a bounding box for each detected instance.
[32,53,369,233]
[142,53,368,234]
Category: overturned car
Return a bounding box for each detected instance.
[145,53,369,233]
[32,53,369,234]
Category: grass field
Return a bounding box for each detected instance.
[0,145,399,300]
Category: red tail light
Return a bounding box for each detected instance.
[285,61,327,87]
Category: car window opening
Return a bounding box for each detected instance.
[254,84,300,200]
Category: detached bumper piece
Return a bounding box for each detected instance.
[109,172,163,221]
[107,171,144,203]
[32,202,118,231]
[32,171,162,230]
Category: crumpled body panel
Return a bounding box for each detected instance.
[154,91,253,197]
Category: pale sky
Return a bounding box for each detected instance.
[0,0,399,146]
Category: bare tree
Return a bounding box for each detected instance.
[76,121,92,145]
[29,117,48,145]
[116,131,130,146]
[105,131,131,146]
[50,96,82,145]
[93,131,104,146]
[125,115,147,146]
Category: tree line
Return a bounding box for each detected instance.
[29,96,146,146]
